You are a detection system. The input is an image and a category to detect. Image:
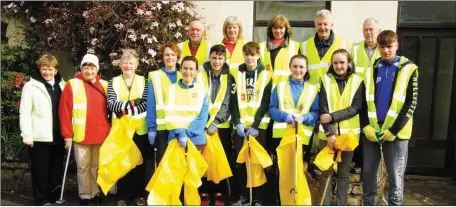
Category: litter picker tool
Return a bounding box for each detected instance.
[56,143,72,204]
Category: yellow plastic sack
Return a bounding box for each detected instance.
[202,133,233,184]
[236,135,272,188]
[335,130,359,151]
[277,125,312,205]
[314,130,358,172]
[314,146,336,172]
[97,116,143,195]
[146,139,208,205]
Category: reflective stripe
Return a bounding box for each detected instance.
[387,110,398,118]
[164,116,196,123]
[309,62,330,70]
[340,128,360,134]
[244,116,270,123]
[72,118,86,124]
[393,93,406,102]
[164,105,202,112]
[341,40,347,49]
[356,67,365,74]
[353,44,359,65]
[230,63,240,69]
[367,95,375,102]
[288,41,295,58]
[302,41,307,57]
[259,42,266,60]
[368,112,377,118]
[274,70,291,76]
[156,119,165,124]
[73,104,87,110]
[153,73,164,106]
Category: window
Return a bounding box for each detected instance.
[1,21,8,43]
[253,1,330,42]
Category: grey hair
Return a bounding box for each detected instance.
[119,49,139,70]
[315,9,332,23]
[363,17,381,30]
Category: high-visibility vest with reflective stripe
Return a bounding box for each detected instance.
[148,70,179,131]
[202,70,231,128]
[111,75,147,135]
[69,78,108,143]
[272,79,318,145]
[219,38,245,72]
[318,74,362,140]
[232,68,272,129]
[300,36,350,85]
[351,40,380,79]
[259,40,300,87]
[365,57,417,139]
[163,80,207,130]
[178,39,211,71]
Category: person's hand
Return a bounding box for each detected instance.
[362,126,378,142]
[285,114,297,126]
[178,136,188,147]
[246,128,259,138]
[64,138,72,149]
[327,135,336,150]
[115,111,124,118]
[320,113,332,124]
[299,114,310,124]
[206,123,218,135]
[380,130,396,142]
[148,131,157,145]
[24,140,33,148]
[236,124,246,137]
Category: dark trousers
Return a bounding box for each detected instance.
[117,133,149,201]
[29,142,65,205]
[232,129,267,203]
[155,130,169,164]
[199,128,234,204]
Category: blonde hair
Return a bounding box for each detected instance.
[315,9,333,24]
[119,49,139,70]
[222,16,243,40]
[36,54,59,69]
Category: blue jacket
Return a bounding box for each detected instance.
[146,67,179,133]
[375,56,399,123]
[269,78,319,125]
[168,79,209,146]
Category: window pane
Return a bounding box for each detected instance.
[255,1,326,21]
[432,38,455,140]
[399,1,456,22]
[253,26,316,43]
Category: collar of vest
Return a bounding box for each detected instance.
[238,62,265,73]
[314,30,335,46]
[266,36,290,51]
[178,79,196,89]
[327,67,353,81]
[373,56,414,71]
[203,61,229,76]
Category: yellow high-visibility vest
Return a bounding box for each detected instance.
[163,80,207,130]
[272,79,318,145]
[202,70,231,128]
[365,57,418,139]
[351,40,380,79]
[318,73,362,140]
[219,38,245,73]
[231,68,272,129]
[259,40,300,87]
[178,39,212,71]
[69,78,108,143]
[111,75,147,135]
[300,35,350,85]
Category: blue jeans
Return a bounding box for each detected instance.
[362,136,409,206]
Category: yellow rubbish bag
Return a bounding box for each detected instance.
[314,130,359,172]
[335,130,358,151]
[277,125,312,205]
[97,116,143,195]
[314,146,337,172]
[146,139,208,205]
[202,133,233,184]
[236,135,273,188]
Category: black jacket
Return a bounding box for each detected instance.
[319,68,367,137]
[368,57,419,136]
[203,61,234,126]
[231,63,272,129]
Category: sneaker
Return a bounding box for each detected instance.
[117,200,127,206]
[135,197,147,206]
[80,199,91,206]
[252,200,262,206]
[200,193,210,206]
[214,192,224,206]
[231,196,249,206]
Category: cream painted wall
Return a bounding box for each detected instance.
[195,1,254,43]
[331,1,398,43]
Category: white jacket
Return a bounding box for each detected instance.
[19,77,65,143]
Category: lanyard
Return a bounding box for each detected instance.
[122,74,135,100]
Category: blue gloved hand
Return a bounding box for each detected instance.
[206,122,218,135]
[236,124,246,138]
[246,127,259,138]
[176,129,188,147]
[300,114,310,124]
[178,136,188,147]
[148,131,157,145]
[285,114,297,126]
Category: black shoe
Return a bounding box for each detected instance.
[80,199,91,206]
[91,195,103,205]
[232,196,249,206]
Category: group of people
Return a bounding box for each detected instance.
[20,9,418,206]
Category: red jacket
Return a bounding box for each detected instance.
[59,74,111,145]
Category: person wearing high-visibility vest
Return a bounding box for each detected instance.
[351,17,382,79]
[259,14,300,87]
[59,54,110,205]
[300,9,351,85]
[362,30,418,206]
[199,44,236,206]
[177,20,212,71]
[106,50,148,206]
[318,49,366,205]
[231,42,273,206]
[269,54,320,205]
[146,43,181,164]
[164,55,209,149]
[219,16,246,74]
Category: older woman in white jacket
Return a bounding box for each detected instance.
[19,54,66,206]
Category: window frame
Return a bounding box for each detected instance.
[397,1,456,29]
